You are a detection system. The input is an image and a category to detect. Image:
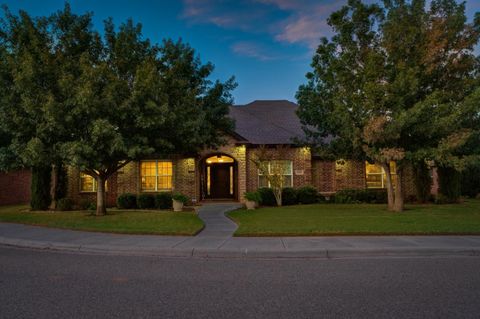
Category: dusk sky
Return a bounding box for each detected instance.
[2,0,479,104]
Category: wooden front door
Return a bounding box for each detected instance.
[209,164,233,199]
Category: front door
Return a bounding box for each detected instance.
[209,164,233,199]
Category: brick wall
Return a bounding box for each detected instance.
[0,169,31,205]
[312,161,336,193]
[335,160,366,191]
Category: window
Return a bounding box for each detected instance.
[258,160,293,188]
[365,162,396,189]
[141,160,173,191]
[80,173,108,192]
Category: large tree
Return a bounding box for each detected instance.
[297,0,480,211]
[59,20,235,215]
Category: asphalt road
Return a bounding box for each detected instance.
[1,246,479,319]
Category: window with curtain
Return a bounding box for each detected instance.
[141,161,173,191]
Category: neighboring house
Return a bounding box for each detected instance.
[0,100,427,206]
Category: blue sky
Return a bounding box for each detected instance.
[1,0,479,104]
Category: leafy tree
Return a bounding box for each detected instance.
[297,0,480,212]
[60,20,235,215]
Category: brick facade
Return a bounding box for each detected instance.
[0,169,31,205]
[59,140,420,206]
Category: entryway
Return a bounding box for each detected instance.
[201,154,237,201]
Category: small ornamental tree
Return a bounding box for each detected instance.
[297,0,480,212]
[250,145,290,206]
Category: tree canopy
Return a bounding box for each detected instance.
[0,4,236,214]
[297,0,480,211]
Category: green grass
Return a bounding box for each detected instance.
[0,205,204,236]
[228,199,480,236]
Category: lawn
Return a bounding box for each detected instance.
[228,199,480,236]
[0,205,204,236]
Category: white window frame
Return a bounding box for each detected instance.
[140,160,173,192]
[258,160,293,188]
[79,173,108,193]
[365,162,396,189]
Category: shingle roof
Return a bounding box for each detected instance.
[229,100,305,144]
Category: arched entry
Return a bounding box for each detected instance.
[200,154,237,200]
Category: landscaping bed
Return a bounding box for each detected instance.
[228,199,480,236]
[0,205,204,236]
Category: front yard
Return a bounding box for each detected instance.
[0,205,204,236]
[228,199,480,236]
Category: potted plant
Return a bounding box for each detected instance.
[172,193,189,212]
[244,191,261,210]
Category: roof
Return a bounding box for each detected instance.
[229,100,305,145]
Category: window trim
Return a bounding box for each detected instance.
[79,173,108,193]
[140,160,173,192]
[258,160,293,188]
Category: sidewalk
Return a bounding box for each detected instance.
[1,203,480,258]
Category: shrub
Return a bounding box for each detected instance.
[334,189,388,204]
[78,199,96,211]
[281,187,298,205]
[244,191,262,203]
[297,186,318,204]
[437,166,461,203]
[413,162,433,203]
[172,193,189,204]
[137,193,155,209]
[257,187,276,206]
[56,198,73,211]
[117,193,137,209]
[155,192,173,209]
[461,164,480,198]
[30,165,52,210]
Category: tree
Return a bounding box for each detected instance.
[297,0,480,212]
[250,145,290,206]
[59,20,235,215]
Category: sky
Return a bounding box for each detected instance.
[1,0,479,105]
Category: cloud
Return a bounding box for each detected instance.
[231,41,278,60]
[181,0,344,48]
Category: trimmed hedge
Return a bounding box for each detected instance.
[137,193,155,209]
[281,187,298,206]
[297,186,318,204]
[335,189,387,204]
[257,187,277,206]
[79,199,96,211]
[117,193,137,209]
[155,192,173,209]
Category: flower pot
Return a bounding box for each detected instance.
[172,199,184,212]
[245,200,256,210]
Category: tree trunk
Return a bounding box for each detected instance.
[273,187,282,206]
[96,175,107,216]
[393,167,404,212]
[382,163,395,211]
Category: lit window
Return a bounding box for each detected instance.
[365,162,396,189]
[141,160,173,191]
[80,173,108,192]
[258,160,293,188]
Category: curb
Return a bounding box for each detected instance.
[2,237,480,259]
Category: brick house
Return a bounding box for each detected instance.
[65,100,419,207]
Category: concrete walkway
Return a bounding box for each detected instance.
[1,203,480,258]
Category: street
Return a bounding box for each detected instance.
[1,246,479,318]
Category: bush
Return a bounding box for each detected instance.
[281,187,298,205]
[30,165,52,210]
[413,162,433,203]
[155,192,173,209]
[438,166,461,203]
[334,189,388,204]
[117,193,137,209]
[79,199,96,211]
[297,186,318,204]
[172,193,189,204]
[56,198,73,211]
[244,191,262,203]
[461,164,480,198]
[137,193,155,209]
[257,187,276,206]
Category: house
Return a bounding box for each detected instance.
[63,100,420,207]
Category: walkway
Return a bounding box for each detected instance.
[1,203,480,258]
